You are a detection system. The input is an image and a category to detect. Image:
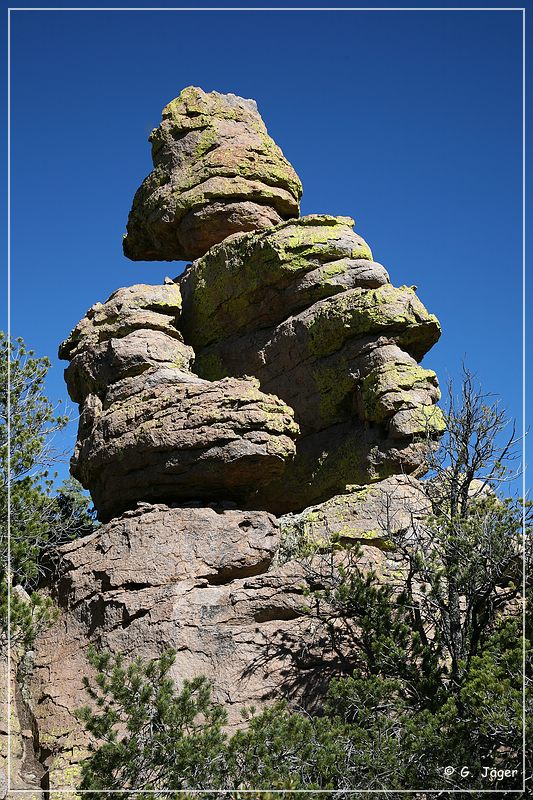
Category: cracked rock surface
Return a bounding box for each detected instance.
[29,505,316,788]
[29,478,428,790]
[60,281,299,522]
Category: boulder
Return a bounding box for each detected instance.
[178,215,383,348]
[59,282,185,356]
[59,282,193,404]
[60,282,299,521]
[278,475,431,555]
[176,216,443,511]
[123,87,302,261]
[71,375,299,522]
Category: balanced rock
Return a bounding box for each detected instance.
[177,215,444,512]
[123,87,302,261]
[60,282,299,521]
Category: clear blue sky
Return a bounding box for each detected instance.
[2,2,527,489]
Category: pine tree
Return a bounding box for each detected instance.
[77,370,529,794]
[0,332,97,653]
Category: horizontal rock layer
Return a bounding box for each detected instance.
[178,215,443,512]
[60,282,298,522]
[123,87,302,261]
[72,375,299,522]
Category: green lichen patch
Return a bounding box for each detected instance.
[313,361,355,424]
[194,351,229,381]
[179,215,372,349]
[360,361,440,425]
[393,404,447,437]
[277,484,396,561]
[306,285,441,361]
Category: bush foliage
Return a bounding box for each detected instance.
[0,332,97,653]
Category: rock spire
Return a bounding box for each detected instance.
[14,88,446,793]
[123,86,302,261]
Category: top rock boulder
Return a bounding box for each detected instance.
[123,87,303,262]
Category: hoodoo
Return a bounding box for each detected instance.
[16,89,446,792]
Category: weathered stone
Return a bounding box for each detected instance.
[388,405,446,439]
[179,215,384,348]
[180,230,442,511]
[56,505,283,594]
[29,506,317,788]
[250,419,436,514]
[189,276,440,424]
[60,282,192,405]
[194,283,440,388]
[0,651,44,799]
[29,478,432,790]
[59,283,184,359]
[123,87,302,261]
[24,85,451,796]
[64,329,194,405]
[356,359,445,436]
[60,281,299,521]
[72,375,299,522]
[278,475,431,554]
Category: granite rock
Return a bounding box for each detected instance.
[29,505,317,788]
[30,482,426,790]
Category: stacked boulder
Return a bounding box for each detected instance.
[64,87,444,519]
[58,282,298,522]
[27,87,444,792]
[177,212,443,511]
[123,86,302,261]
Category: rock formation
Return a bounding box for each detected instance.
[123,87,302,261]
[59,281,298,522]
[14,87,445,794]
[177,213,443,511]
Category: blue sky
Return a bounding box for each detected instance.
[2,2,527,489]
